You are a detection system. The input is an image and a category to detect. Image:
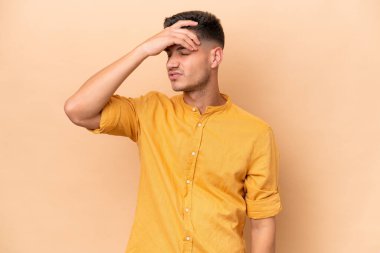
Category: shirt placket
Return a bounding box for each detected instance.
[182,106,213,253]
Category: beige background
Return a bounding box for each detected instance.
[1,1,379,253]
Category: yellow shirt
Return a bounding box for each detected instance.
[87,90,282,253]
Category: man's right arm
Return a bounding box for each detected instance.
[63,46,149,130]
[63,19,200,130]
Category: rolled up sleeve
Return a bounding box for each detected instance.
[244,126,283,219]
[86,94,140,142]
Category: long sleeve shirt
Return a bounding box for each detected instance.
[87,90,283,253]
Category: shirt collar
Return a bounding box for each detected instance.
[177,92,232,115]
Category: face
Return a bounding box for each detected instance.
[165,40,213,92]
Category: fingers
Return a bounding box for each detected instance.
[172,36,195,51]
[171,19,198,29]
[167,20,201,51]
[171,31,199,50]
[174,29,201,46]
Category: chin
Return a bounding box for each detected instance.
[170,79,198,92]
[171,82,187,92]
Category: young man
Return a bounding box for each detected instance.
[64,10,282,253]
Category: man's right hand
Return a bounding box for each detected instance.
[139,20,201,57]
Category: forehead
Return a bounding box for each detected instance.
[164,44,191,53]
[164,43,215,56]
[165,39,219,52]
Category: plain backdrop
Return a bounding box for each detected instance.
[1,1,379,253]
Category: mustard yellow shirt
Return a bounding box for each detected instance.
[87,90,282,253]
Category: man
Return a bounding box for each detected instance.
[64,10,282,253]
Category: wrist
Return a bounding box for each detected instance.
[134,43,150,59]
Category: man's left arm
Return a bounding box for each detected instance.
[244,126,282,253]
[250,216,276,253]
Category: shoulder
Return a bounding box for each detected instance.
[229,103,272,133]
[138,90,170,101]
[131,90,175,114]
[129,90,170,104]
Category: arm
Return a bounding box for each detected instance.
[250,216,276,253]
[63,45,149,129]
[63,20,201,130]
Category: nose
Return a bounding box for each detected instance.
[166,54,180,70]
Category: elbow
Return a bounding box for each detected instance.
[64,99,81,124]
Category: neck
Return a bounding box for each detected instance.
[182,87,226,114]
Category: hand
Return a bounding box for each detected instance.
[138,20,201,57]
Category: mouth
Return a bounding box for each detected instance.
[168,72,182,81]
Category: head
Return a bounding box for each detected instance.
[163,10,225,92]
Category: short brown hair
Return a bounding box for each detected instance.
[163,10,225,49]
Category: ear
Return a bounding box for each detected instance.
[209,47,223,68]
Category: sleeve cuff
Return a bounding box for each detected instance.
[245,192,283,219]
[85,101,117,134]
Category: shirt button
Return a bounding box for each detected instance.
[186,179,191,184]
[185,236,191,241]
[191,151,196,156]
[192,107,196,112]
[185,207,190,212]
[197,122,202,127]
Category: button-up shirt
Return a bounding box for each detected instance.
[87,90,283,253]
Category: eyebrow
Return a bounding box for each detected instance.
[165,46,189,53]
